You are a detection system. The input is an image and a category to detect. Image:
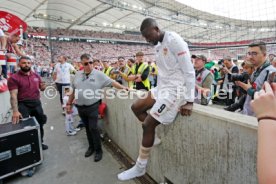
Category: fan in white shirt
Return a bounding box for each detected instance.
[53,55,76,109]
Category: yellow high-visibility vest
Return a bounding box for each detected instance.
[122,65,134,88]
[136,62,150,90]
[151,63,158,75]
[104,66,113,77]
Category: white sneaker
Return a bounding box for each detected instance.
[74,128,81,132]
[117,164,146,181]
[153,136,161,146]
[67,131,77,136]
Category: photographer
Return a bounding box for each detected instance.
[236,42,276,116]
[213,56,239,106]
[224,61,254,111]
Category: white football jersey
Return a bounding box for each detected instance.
[154,31,195,102]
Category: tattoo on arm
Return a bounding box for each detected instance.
[10,89,19,112]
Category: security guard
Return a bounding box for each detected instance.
[102,60,113,77]
[66,53,127,162]
[133,52,150,90]
[119,58,136,88]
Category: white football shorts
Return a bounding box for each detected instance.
[150,87,186,125]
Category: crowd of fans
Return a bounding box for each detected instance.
[27,27,144,41]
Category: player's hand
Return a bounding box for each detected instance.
[12,111,23,124]
[179,102,193,116]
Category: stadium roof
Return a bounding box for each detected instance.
[1,0,276,43]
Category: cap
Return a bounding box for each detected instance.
[194,55,207,62]
[136,51,144,56]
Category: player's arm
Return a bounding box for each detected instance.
[170,35,195,103]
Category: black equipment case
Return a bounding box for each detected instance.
[0,117,43,179]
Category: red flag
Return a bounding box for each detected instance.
[0,11,27,35]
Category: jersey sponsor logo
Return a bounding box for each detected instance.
[177,51,187,56]
[33,78,39,82]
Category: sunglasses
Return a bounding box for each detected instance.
[83,61,93,66]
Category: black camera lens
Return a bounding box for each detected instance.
[231,72,250,82]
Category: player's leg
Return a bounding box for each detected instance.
[118,115,160,181]
[131,91,155,122]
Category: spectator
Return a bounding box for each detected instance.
[268,53,275,63]
[0,29,7,50]
[2,32,26,78]
[63,87,80,136]
[193,55,213,105]
[213,56,239,106]
[52,55,76,114]
[250,82,276,184]
[236,42,276,116]
[271,58,276,68]
[224,61,254,111]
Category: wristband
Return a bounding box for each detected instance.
[257,116,276,122]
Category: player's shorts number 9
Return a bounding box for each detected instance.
[158,104,166,113]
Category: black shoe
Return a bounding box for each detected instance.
[224,103,239,112]
[85,147,94,157]
[42,144,48,150]
[77,122,85,129]
[94,151,102,162]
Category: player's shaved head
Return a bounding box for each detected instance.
[140,18,158,32]
[140,18,163,45]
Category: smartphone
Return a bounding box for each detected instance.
[268,72,276,84]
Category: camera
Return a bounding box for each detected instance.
[218,59,225,70]
[231,72,250,82]
[219,64,225,70]
[112,69,120,74]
